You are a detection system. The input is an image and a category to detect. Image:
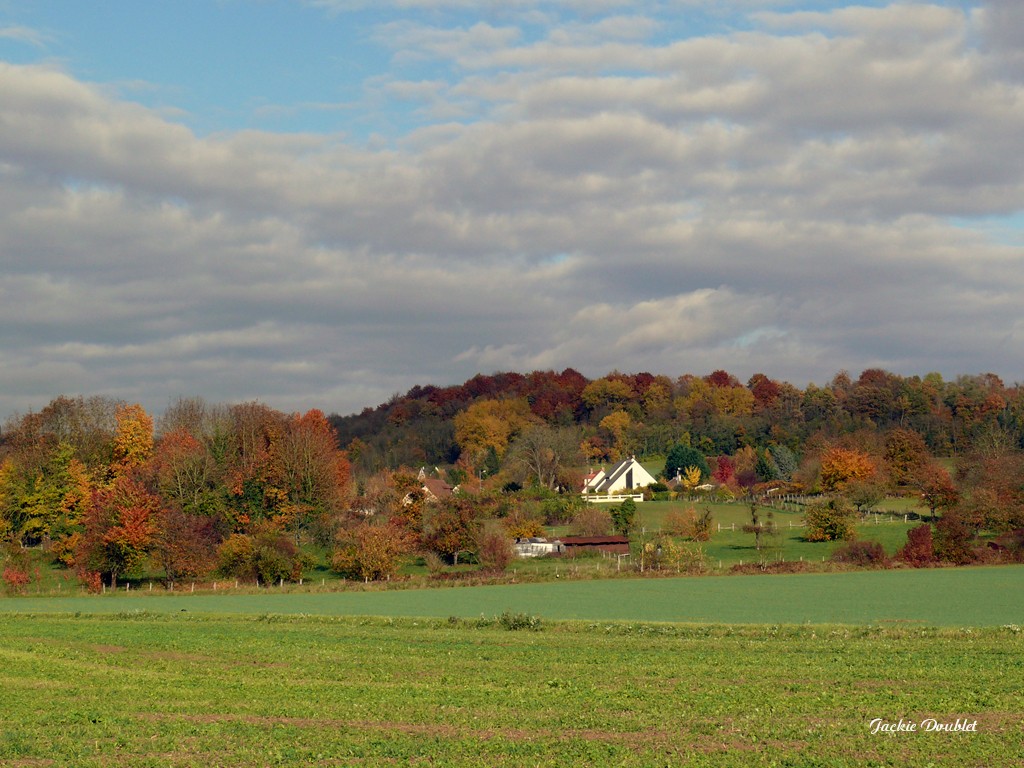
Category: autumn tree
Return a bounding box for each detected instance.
[151,428,217,515]
[581,376,636,417]
[421,496,480,564]
[332,523,411,582]
[898,524,936,567]
[152,505,219,583]
[804,497,856,542]
[111,404,154,478]
[845,478,887,515]
[598,410,635,461]
[453,398,534,468]
[0,442,91,552]
[77,475,158,588]
[915,462,959,518]
[819,446,876,492]
[277,409,352,541]
[678,466,703,492]
[224,402,288,529]
[883,428,930,489]
[34,395,119,470]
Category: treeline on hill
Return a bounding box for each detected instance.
[2,368,1024,591]
[332,368,1022,470]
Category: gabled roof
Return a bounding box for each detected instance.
[422,477,454,501]
[591,455,654,492]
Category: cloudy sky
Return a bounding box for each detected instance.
[1,0,1023,420]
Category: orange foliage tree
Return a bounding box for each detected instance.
[819,446,877,492]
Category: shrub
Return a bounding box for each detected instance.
[217,534,255,579]
[79,570,102,594]
[2,565,31,594]
[898,524,935,567]
[498,611,542,631]
[664,507,712,541]
[934,510,977,565]
[423,551,446,576]
[217,526,307,584]
[651,537,706,573]
[831,540,889,567]
[570,506,612,536]
[332,524,411,582]
[475,522,515,573]
[502,508,546,540]
[804,497,857,541]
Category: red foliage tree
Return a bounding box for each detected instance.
[898,524,936,567]
[77,475,158,587]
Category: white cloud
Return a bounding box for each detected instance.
[2,2,1024,420]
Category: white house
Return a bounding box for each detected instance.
[582,456,657,495]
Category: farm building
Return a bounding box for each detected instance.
[582,456,657,494]
[558,536,631,556]
[514,537,561,558]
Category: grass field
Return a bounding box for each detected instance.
[1,612,1021,766]
[3,566,1023,626]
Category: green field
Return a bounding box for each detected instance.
[1,612,1021,766]
[3,566,1023,626]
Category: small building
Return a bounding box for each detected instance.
[557,536,630,556]
[514,537,561,558]
[582,456,657,495]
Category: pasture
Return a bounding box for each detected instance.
[1,612,1021,766]
[2,566,1023,626]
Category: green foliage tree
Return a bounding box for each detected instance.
[663,445,710,482]
[768,444,798,481]
[803,497,857,542]
[845,478,886,515]
[216,524,308,584]
[610,498,637,535]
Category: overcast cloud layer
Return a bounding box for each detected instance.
[1,1,1023,419]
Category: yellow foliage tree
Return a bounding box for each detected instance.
[599,410,633,460]
[679,466,703,491]
[111,404,154,477]
[453,398,534,467]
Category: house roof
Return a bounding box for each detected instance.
[422,478,454,500]
[591,455,654,492]
[560,536,630,545]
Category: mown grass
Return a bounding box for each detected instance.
[0,613,1021,766]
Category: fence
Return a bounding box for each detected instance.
[582,493,645,504]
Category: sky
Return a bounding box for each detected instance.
[1,0,1023,421]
